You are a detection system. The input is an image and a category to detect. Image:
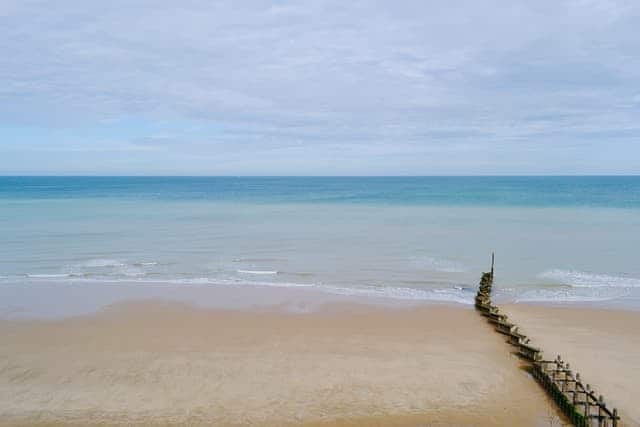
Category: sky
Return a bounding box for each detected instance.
[1,0,639,175]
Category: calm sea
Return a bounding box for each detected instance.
[1,176,639,315]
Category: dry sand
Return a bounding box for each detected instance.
[503,304,640,427]
[0,300,558,426]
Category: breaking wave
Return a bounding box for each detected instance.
[237,270,279,275]
[26,273,72,279]
[539,269,640,288]
[80,259,126,268]
[12,273,473,305]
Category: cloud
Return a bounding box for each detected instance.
[0,0,639,174]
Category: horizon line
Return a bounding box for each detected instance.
[1,174,639,178]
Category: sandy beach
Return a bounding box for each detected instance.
[0,298,556,426]
[503,304,640,426]
[2,288,640,426]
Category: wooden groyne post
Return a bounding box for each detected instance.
[474,254,620,427]
[490,251,494,279]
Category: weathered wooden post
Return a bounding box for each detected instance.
[574,373,582,409]
[585,384,593,423]
[491,251,495,279]
[560,365,568,393]
[567,366,576,399]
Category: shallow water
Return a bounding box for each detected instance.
[1,176,639,317]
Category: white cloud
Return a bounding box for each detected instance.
[0,0,639,174]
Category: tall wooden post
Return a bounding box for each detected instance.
[491,252,495,279]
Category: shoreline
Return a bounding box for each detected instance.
[0,280,473,321]
[3,278,640,322]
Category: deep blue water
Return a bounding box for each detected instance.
[1,176,639,208]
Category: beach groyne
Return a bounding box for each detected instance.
[475,255,620,427]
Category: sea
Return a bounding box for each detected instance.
[1,176,639,317]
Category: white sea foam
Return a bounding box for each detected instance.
[165,277,312,288]
[511,269,640,303]
[81,259,126,268]
[15,273,471,304]
[26,273,71,278]
[320,284,473,304]
[134,262,158,266]
[235,279,311,288]
[232,258,283,263]
[123,272,146,277]
[237,270,279,275]
[166,277,214,285]
[195,278,472,303]
[539,269,640,288]
[515,288,628,303]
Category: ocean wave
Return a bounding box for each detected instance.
[539,269,640,288]
[123,272,146,277]
[65,259,151,279]
[237,269,278,275]
[515,287,629,303]
[166,277,216,285]
[164,277,311,288]
[14,273,471,304]
[80,259,126,268]
[320,284,473,304]
[26,273,71,278]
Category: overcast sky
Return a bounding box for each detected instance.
[1,0,639,175]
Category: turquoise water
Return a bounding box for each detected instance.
[1,176,640,314]
[2,176,639,207]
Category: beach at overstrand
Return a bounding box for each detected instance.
[0,290,557,427]
[1,177,640,425]
[2,284,640,426]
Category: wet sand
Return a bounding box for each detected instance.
[0,300,556,426]
[503,304,640,427]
